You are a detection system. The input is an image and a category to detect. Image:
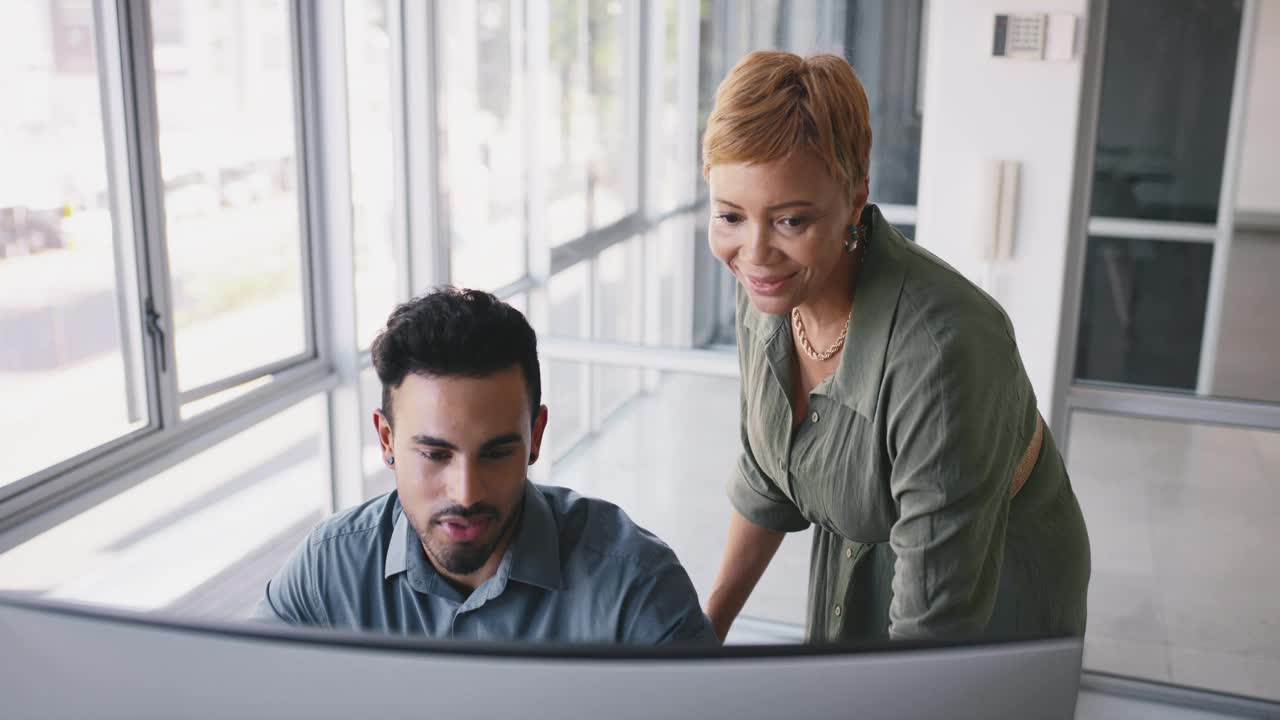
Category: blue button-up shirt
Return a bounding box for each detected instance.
[253,482,717,645]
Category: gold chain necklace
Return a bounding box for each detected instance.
[791,221,869,362]
[792,306,852,361]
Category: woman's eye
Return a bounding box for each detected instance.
[780,216,809,229]
[714,212,743,225]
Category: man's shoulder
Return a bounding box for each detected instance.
[306,491,398,551]
[535,484,677,570]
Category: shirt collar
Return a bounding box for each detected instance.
[825,204,907,420]
[741,204,907,422]
[506,482,564,591]
[382,482,564,594]
[384,496,410,579]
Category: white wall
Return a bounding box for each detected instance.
[1236,0,1280,216]
[914,1,1090,420]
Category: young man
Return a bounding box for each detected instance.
[253,288,716,644]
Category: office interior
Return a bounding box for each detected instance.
[1,0,1277,717]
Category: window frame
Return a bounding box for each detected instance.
[0,0,341,548]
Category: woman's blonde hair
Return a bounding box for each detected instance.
[702,50,872,196]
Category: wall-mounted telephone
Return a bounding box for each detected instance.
[978,159,1019,262]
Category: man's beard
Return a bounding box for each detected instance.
[418,501,522,576]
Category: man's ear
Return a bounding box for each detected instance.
[528,405,549,464]
[373,409,394,459]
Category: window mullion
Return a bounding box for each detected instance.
[93,0,151,430]
[118,0,181,431]
[295,0,363,512]
[387,0,412,307]
[403,0,446,295]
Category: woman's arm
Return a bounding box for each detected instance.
[705,509,786,642]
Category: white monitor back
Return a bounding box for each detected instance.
[0,593,1082,719]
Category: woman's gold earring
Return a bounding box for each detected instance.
[843,224,862,254]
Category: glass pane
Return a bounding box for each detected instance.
[346,0,400,349]
[554,371,810,627]
[1211,225,1280,403]
[585,0,629,230]
[151,0,308,393]
[545,0,633,247]
[1091,0,1242,223]
[0,1,149,486]
[0,395,328,620]
[440,0,526,290]
[846,0,925,207]
[1073,236,1212,391]
[653,0,686,215]
[593,238,642,421]
[545,262,589,460]
[1067,411,1280,702]
[644,214,689,348]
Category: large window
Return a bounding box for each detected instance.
[0,0,332,592]
[1,0,148,488]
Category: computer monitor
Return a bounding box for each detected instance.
[0,592,1082,719]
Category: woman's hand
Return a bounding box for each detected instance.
[705,510,786,642]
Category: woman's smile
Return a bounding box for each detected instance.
[743,270,799,296]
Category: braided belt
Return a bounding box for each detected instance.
[1011,413,1044,498]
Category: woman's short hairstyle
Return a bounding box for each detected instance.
[702,50,872,197]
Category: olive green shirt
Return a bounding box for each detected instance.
[729,205,1090,643]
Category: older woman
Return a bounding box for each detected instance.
[702,51,1090,643]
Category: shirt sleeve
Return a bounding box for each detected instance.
[249,535,328,626]
[621,548,720,646]
[884,297,1025,640]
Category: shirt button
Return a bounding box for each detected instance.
[845,547,853,559]
[811,411,820,423]
[834,604,842,617]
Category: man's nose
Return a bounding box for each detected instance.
[446,459,485,509]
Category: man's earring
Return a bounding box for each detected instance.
[843,224,863,254]
[385,456,394,467]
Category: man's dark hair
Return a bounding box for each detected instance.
[371,288,541,427]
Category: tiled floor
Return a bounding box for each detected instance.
[1067,412,1280,702]
[552,373,813,628]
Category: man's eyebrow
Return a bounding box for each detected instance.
[411,435,458,450]
[480,433,523,450]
